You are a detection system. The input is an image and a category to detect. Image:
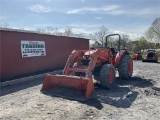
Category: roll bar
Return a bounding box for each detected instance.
[106,34,121,51]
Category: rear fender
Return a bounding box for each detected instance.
[114,50,129,68]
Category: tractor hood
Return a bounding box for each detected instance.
[84,50,96,56]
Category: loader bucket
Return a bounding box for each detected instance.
[41,74,95,101]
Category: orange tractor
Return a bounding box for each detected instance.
[41,34,133,100]
[142,49,158,62]
[132,52,142,60]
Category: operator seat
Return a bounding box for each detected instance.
[110,48,115,55]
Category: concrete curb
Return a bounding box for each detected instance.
[0,70,63,88]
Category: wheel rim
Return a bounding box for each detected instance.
[128,60,133,74]
[109,70,114,84]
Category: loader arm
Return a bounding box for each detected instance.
[63,50,87,75]
[85,49,100,78]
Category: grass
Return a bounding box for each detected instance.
[142,54,145,59]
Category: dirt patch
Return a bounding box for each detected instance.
[0,61,160,120]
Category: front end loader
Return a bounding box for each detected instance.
[41,34,133,101]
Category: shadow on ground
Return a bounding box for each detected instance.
[0,70,63,96]
[83,76,153,109]
[41,76,154,110]
[142,61,160,64]
[1,76,154,110]
[0,78,44,96]
[156,61,160,64]
[1,68,63,82]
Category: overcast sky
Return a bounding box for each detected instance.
[0,0,160,39]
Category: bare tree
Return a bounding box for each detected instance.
[0,23,10,28]
[75,33,87,38]
[145,17,160,42]
[121,34,130,49]
[91,25,109,46]
[35,27,46,33]
[45,26,55,34]
[35,26,62,35]
[53,28,62,35]
[64,27,73,37]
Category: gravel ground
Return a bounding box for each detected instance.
[0,61,160,120]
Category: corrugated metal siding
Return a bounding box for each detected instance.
[0,30,89,81]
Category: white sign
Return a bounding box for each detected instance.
[21,41,46,58]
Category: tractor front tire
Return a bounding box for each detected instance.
[155,56,158,63]
[100,64,115,89]
[118,55,133,79]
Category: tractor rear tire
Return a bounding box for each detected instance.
[100,64,115,89]
[118,55,133,79]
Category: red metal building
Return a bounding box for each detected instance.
[0,28,89,81]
